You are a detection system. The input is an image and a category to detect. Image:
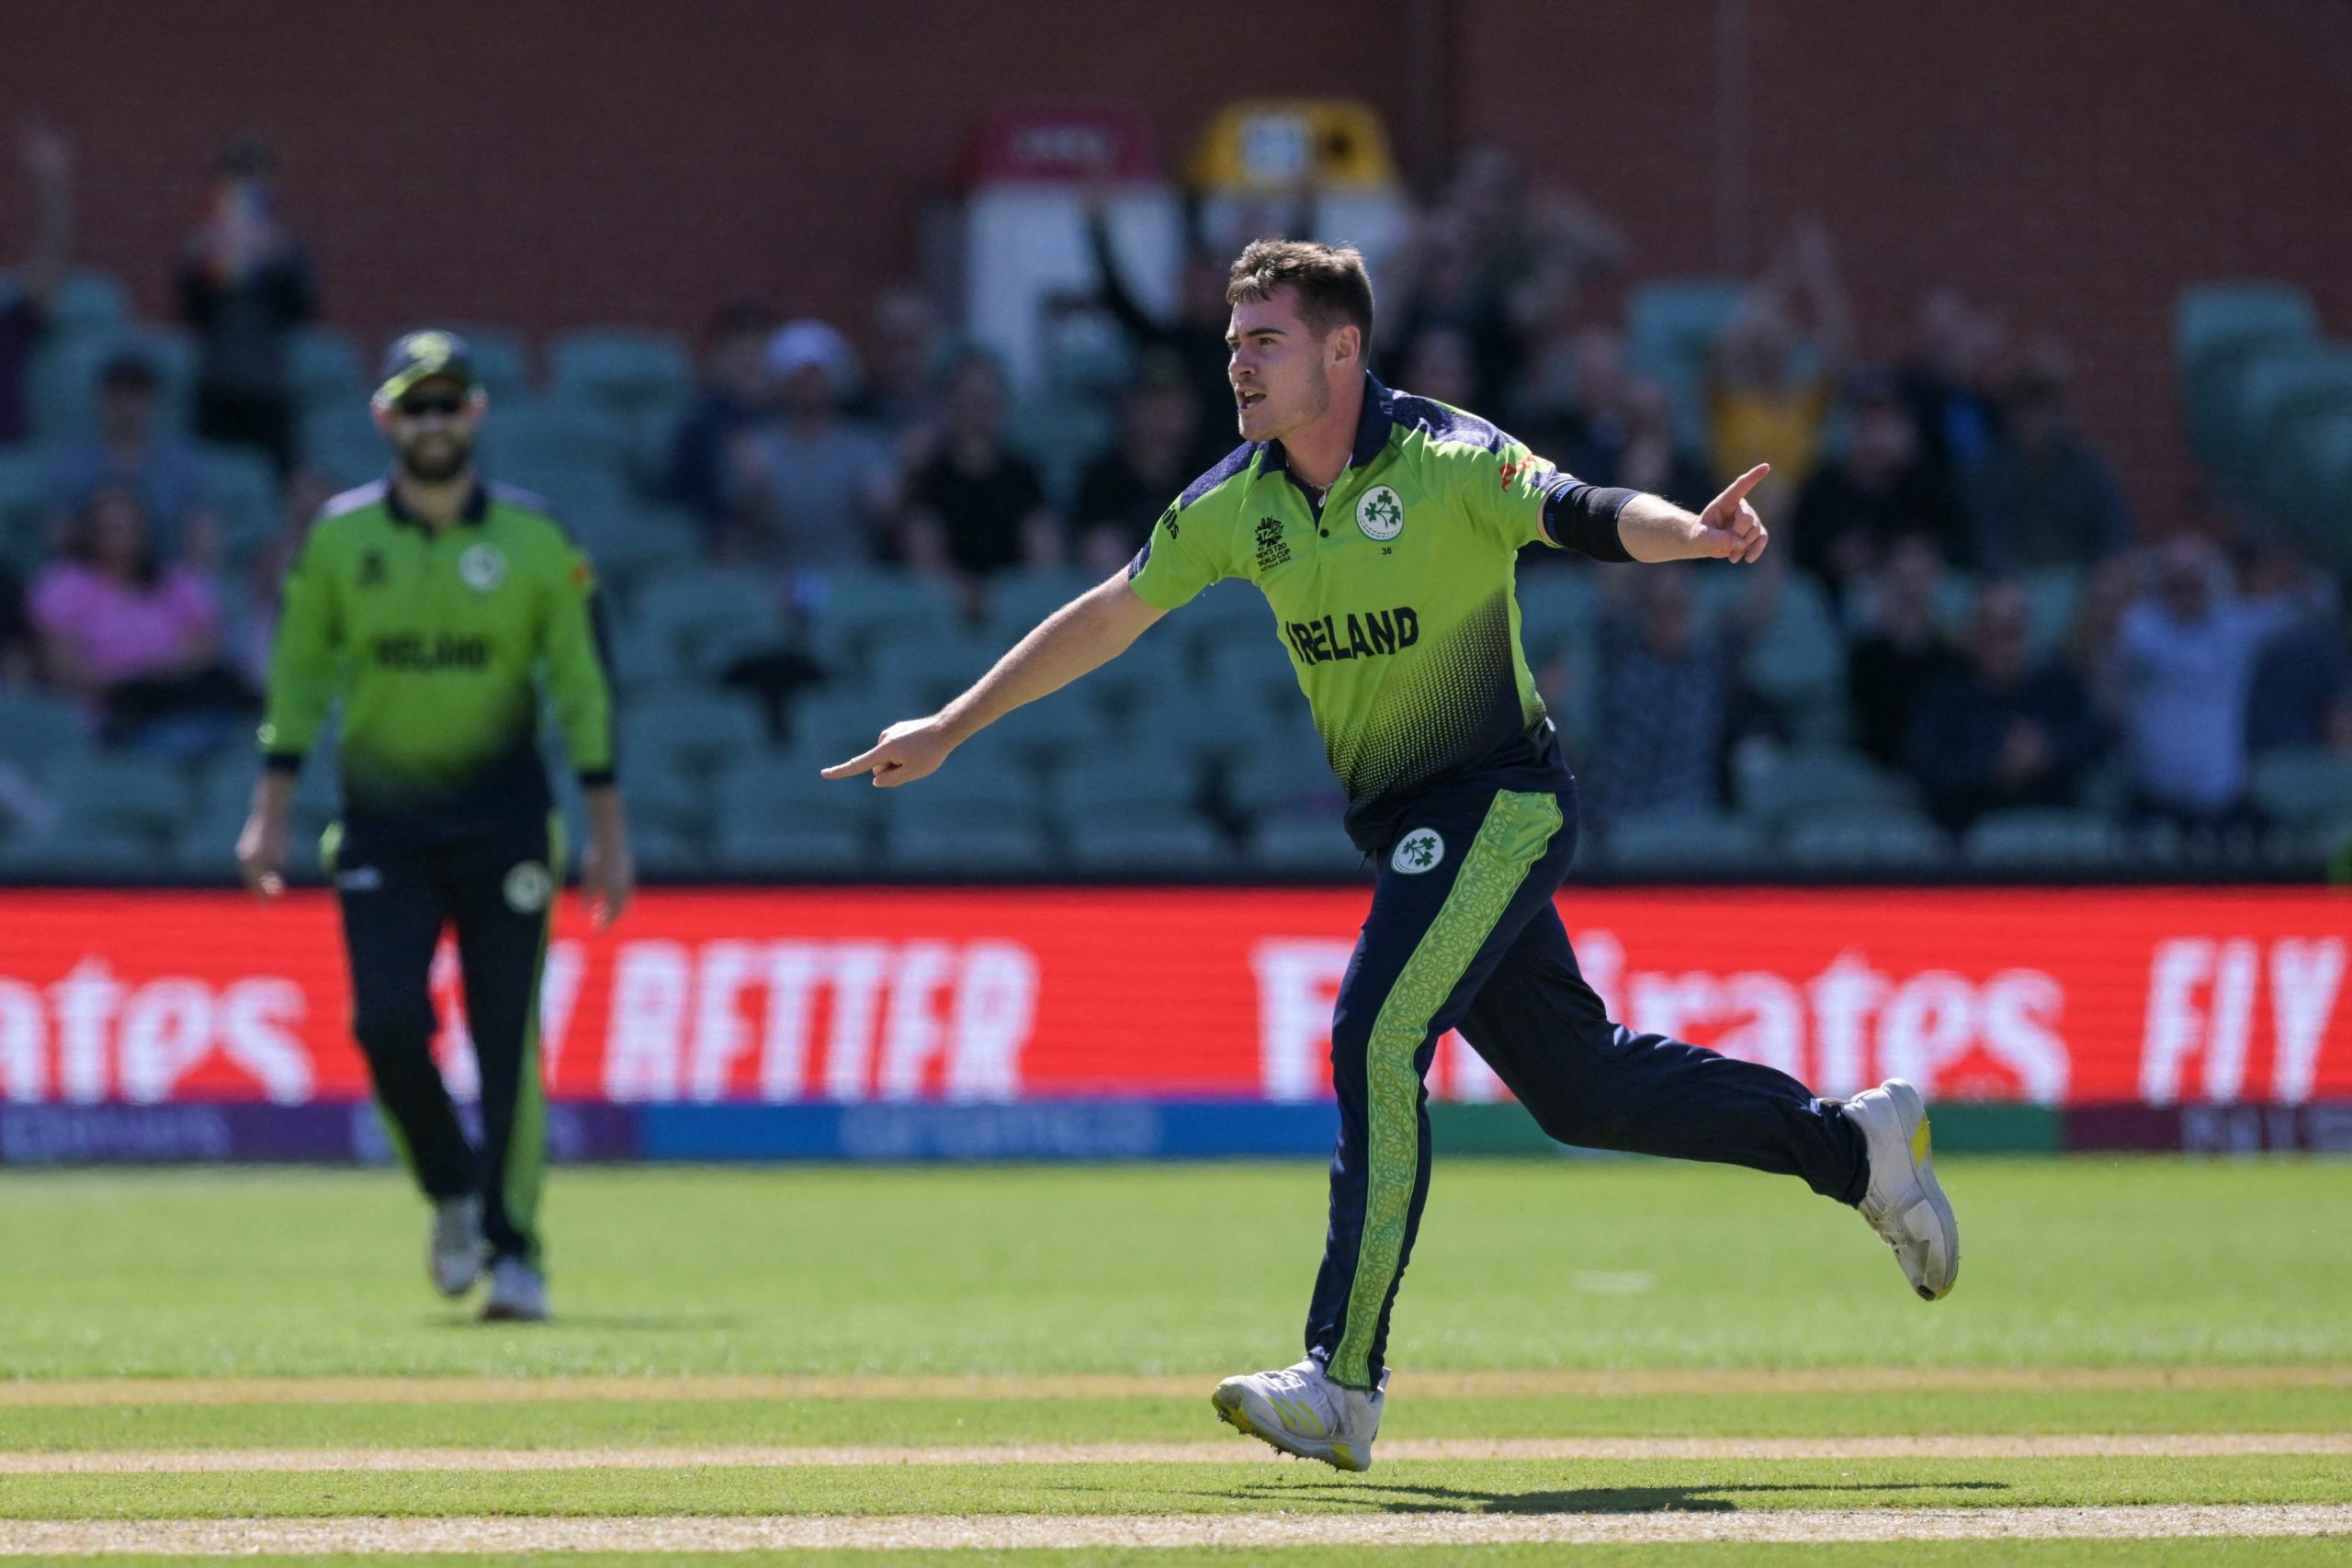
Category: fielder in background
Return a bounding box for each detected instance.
[238,331,633,1322]
[825,240,1958,1469]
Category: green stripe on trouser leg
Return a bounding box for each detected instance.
[1329,788,1561,1391]
[500,811,564,1273]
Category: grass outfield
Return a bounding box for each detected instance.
[0,1156,2346,1562]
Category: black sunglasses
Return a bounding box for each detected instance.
[394,394,469,418]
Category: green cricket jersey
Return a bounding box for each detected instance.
[259,478,616,836]
[1127,376,1620,848]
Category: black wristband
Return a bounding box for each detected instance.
[1542,482,1638,562]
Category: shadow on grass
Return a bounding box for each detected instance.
[427,1314,745,1332]
[1223,1478,2013,1515]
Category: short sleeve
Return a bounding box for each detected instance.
[1459,438,1560,551]
[1125,497,1229,611]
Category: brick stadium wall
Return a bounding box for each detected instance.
[6,0,2348,527]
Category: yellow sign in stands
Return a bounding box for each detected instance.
[1188,100,1399,193]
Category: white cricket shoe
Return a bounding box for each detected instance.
[1212,1358,1386,1472]
[1843,1078,1960,1301]
[428,1196,483,1298]
[481,1257,548,1322]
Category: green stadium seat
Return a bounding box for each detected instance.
[1181,578,1273,667]
[28,328,197,443]
[1600,810,1770,873]
[804,570,962,666]
[0,446,50,567]
[481,398,628,478]
[301,404,395,490]
[1515,570,1599,665]
[288,326,367,407]
[1202,636,1301,715]
[978,569,1094,646]
[711,816,865,874]
[1780,807,1949,870]
[49,753,192,847]
[1053,749,1204,818]
[877,814,1053,874]
[1737,745,1915,830]
[548,328,692,412]
[629,564,784,675]
[715,752,873,837]
[46,271,130,335]
[1961,807,2128,870]
[2018,567,2084,661]
[0,692,83,774]
[630,821,707,877]
[1625,277,1747,447]
[988,689,1112,772]
[0,826,158,876]
[1063,807,1227,873]
[2249,750,2352,829]
[619,687,767,779]
[196,443,282,565]
[1223,727,1342,822]
[865,635,999,714]
[2175,282,2319,372]
[1741,571,1845,712]
[1250,814,1368,874]
[1004,396,1114,512]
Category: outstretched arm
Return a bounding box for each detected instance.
[821,573,1165,786]
[1615,463,1772,565]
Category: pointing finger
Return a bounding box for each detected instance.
[1720,463,1771,508]
[820,746,883,781]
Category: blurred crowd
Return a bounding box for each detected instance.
[1,126,2345,869]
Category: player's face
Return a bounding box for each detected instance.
[379,378,485,483]
[1227,289,1339,444]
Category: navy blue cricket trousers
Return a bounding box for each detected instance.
[1305,775,1869,1391]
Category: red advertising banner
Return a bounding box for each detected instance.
[0,887,2342,1108]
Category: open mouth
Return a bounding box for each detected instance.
[1236,389,1267,412]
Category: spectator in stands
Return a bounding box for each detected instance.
[28,484,254,755]
[1790,371,1963,597]
[855,284,948,444]
[1708,221,1849,518]
[2235,528,2349,755]
[1965,344,2131,570]
[666,297,775,536]
[1586,566,1763,828]
[46,352,218,562]
[2107,536,2303,832]
[1518,328,1714,520]
[723,319,898,572]
[1847,533,1956,769]
[1516,322,1627,473]
[176,137,315,476]
[903,351,1059,602]
[1391,213,1521,413]
[1,124,71,449]
[1072,350,1210,579]
[1897,288,2006,503]
[1904,579,2099,832]
[1397,325,1479,409]
[1403,146,1627,410]
[1084,192,1235,442]
[0,564,31,689]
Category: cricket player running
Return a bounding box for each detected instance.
[238,332,633,1322]
[824,242,1956,1467]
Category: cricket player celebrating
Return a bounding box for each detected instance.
[824,241,1957,1469]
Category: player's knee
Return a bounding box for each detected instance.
[351,1003,436,1064]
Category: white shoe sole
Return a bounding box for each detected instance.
[1210,1380,1372,1472]
[1878,1079,1960,1302]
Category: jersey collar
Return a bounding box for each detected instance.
[1260,373,1395,490]
[381,473,492,531]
